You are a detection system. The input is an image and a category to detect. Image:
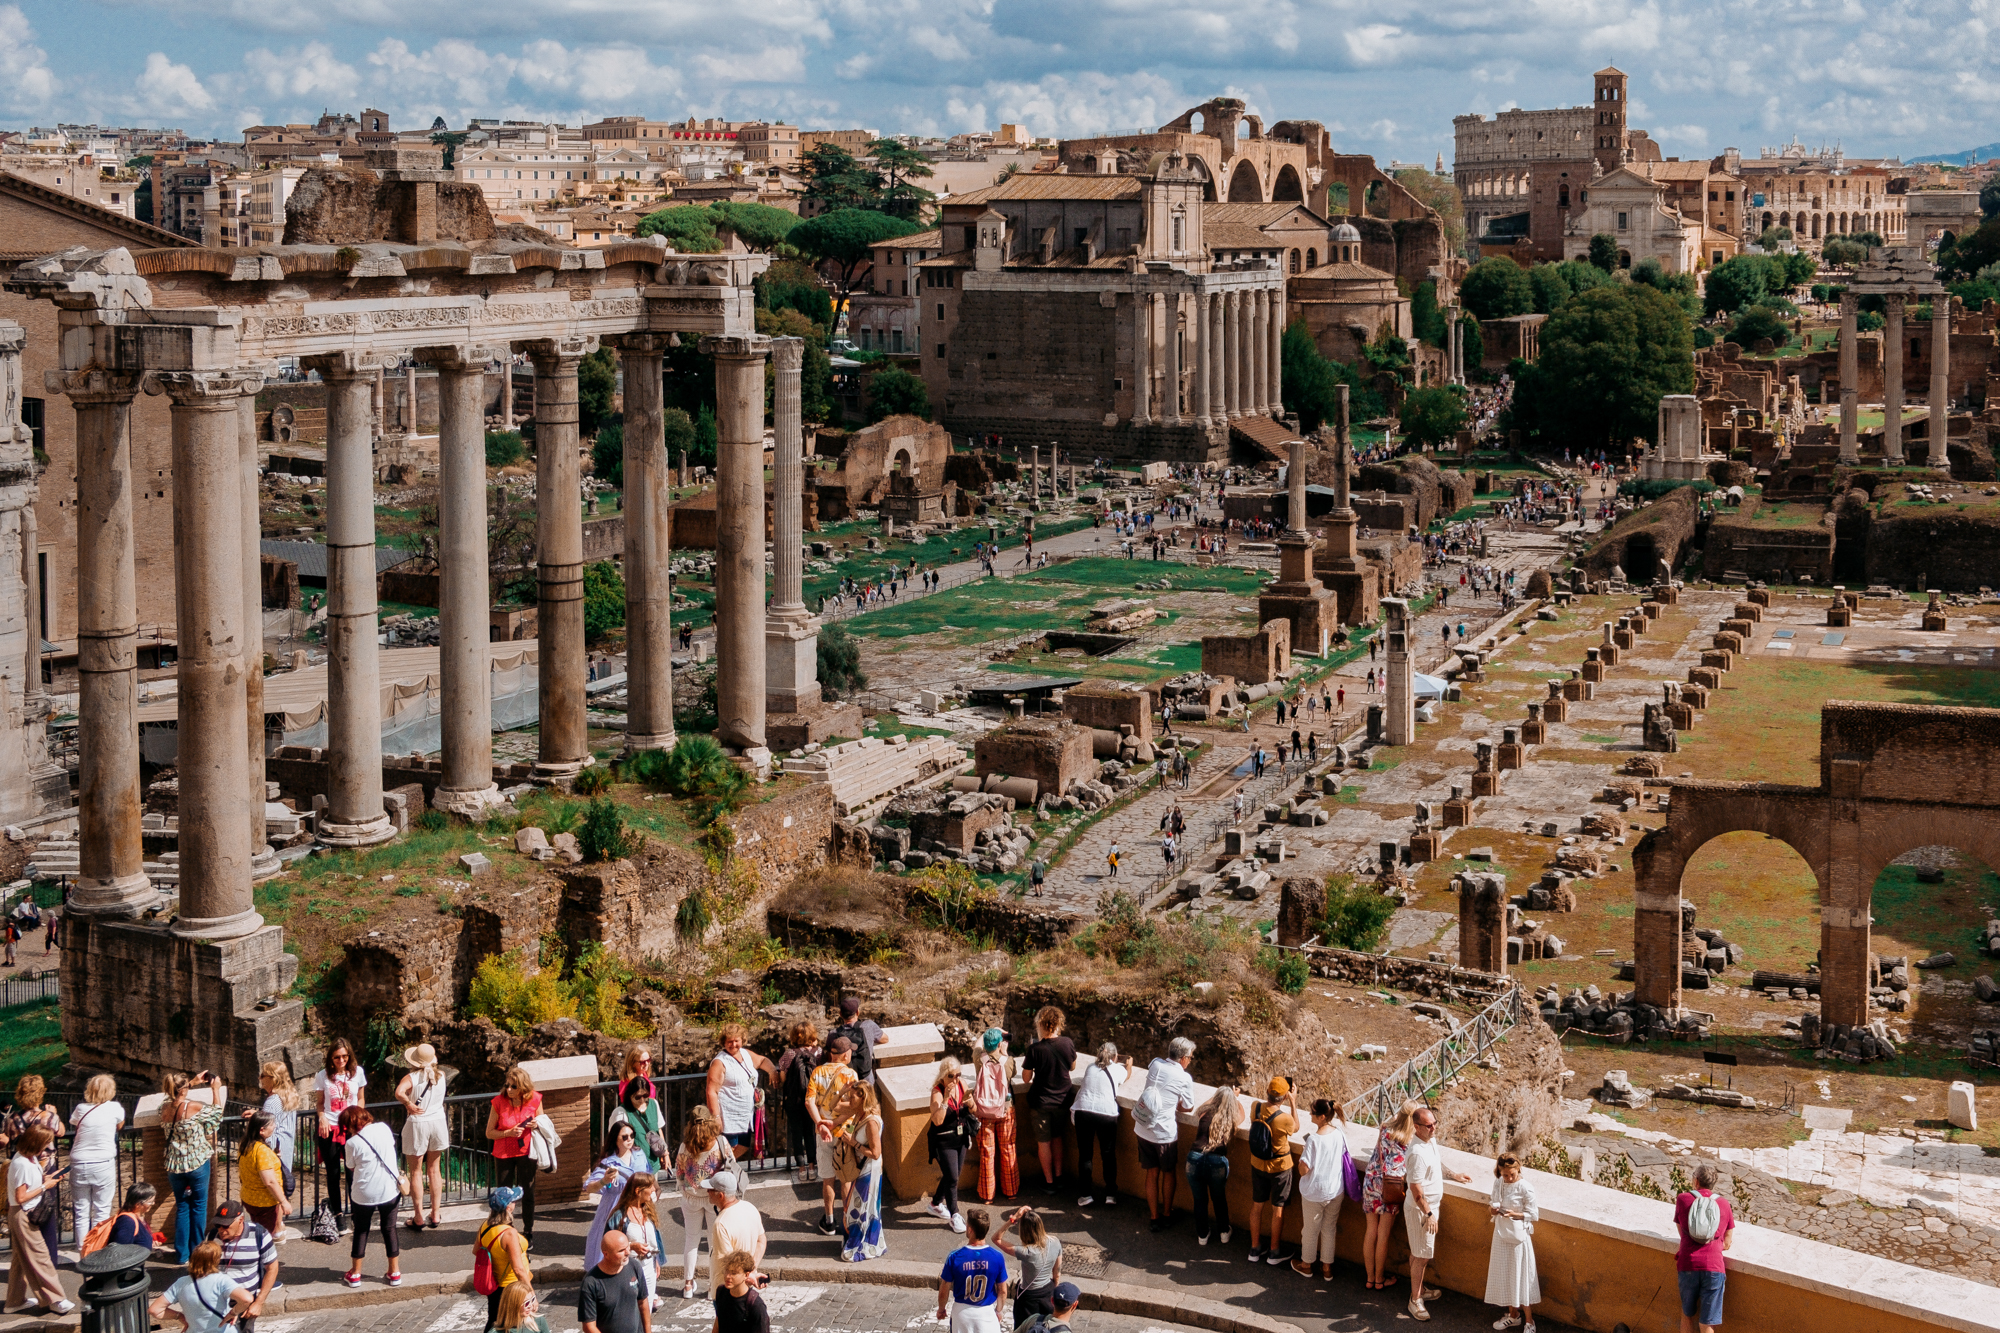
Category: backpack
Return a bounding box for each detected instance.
[972,1056,1010,1120]
[474,1223,512,1296]
[79,1217,115,1258]
[1249,1107,1280,1162]
[828,1023,876,1081]
[784,1050,814,1106]
[1684,1190,1722,1244]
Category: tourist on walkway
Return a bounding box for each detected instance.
[5,1125,69,1315]
[68,1073,125,1247]
[1023,1005,1076,1199]
[1674,1162,1735,1333]
[775,1021,822,1184]
[338,1106,404,1289]
[1135,1037,1199,1233]
[477,1187,533,1333]
[928,1058,972,1231]
[250,1063,302,1236]
[396,1043,453,1231]
[1361,1101,1415,1292]
[611,1077,668,1176]
[486,1066,545,1250]
[161,1069,227,1265]
[1185,1085,1241,1245]
[1291,1098,1354,1280]
[149,1240,244,1332]
[994,1206,1062,1328]
[580,1231,646,1333]
[674,1111,728,1298]
[825,994,888,1087]
[808,1038,861,1233]
[709,1172,766,1298]
[1105,843,1119,877]
[208,1200,279,1331]
[1,1075,62,1267]
[971,1030,1019,1203]
[1072,1044,1131,1207]
[107,1182,157,1249]
[617,1046,656,1103]
[314,1039,366,1231]
[841,1083,887,1262]
[936,1208,1007,1333]
[1405,1103,1473,1322]
[493,1285,550,1333]
[1247,1078,1298,1265]
[585,1122,651,1270]
[712,1250,769,1333]
[1485,1151,1540,1331]
[237,1111,288,1241]
[605,1172,662,1311]
[708,1023,776,1160]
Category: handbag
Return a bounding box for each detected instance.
[832,1133,863,1184]
[309,1201,341,1245]
[355,1126,412,1198]
[1379,1173,1407,1207]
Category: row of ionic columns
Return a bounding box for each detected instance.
[1134,284,1286,428]
[1836,290,1951,467]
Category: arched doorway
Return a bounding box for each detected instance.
[1227,159,1263,202]
[1272,164,1304,202]
[1622,532,1660,583]
[1678,832,1824,977]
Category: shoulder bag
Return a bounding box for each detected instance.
[355,1126,413,1198]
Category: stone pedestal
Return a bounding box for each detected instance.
[1581,657,1605,684]
[1458,871,1508,975]
[1688,666,1723,690]
[1612,628,1634,652]
[1522,719,1548,745]
[1641,601,1664,621]
[1679,683,1711,709]
[1562,674,1593,702]
[1258,542,1337,658]
[1827,605,1852,628]
[1441,787,1474,827]
[1714,631,1746,654]
[1666,701,1695,731]
[1732,601,1763,623]
[1471,769,1504,797]
[1922,591,1948,632]
[1700,649,1734,672]
[1410,830,1442,862]
[1497,730,1525,771]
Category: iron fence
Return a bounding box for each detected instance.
[1338,985,1525,1127]
[0,969,59,1009]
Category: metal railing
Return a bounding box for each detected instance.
[1337,985,1525,1127]
[0,969,59,1009]
[1135,753,1307,906]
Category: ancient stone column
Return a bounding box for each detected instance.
[21,489,39,714]
[60,372,154,916]
[1223,291,1241,418]
[1250,288,1269,414]
[1883,295,1905,464]
[615,336,675,752]
[1333,383,1353,511]
[1269,286,1286,411]
[766,337,820,718]
[529,339,592,778]
[502,357,515,432]
[235,387,277,880]
[1238,289,1254,418]
[1209,290,1227,423]
[1194,292,1212,427]
[404,363,418,432]
[1132,292,1152,425]
[703,335,772,759]
[1162,294,1182,424]
[160,371,261,939]
[309,354,394,846]
[1029,444,1039,501]
[1837,292,1859,464]
[1930,294,1950,467]
[427,347,503,808]
[1287,433,1309,537]
[371,364,385,444]
[1383,597,1414,746]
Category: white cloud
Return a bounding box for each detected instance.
[134,51,214,113]
[0,5,56,112]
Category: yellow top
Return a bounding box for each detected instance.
[238,1141,283,1207]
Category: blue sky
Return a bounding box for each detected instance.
[4,0,1995,163]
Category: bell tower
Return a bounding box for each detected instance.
[1593,67,1629,175]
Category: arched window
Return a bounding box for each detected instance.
[1289,248,1301,273]
[1306,248,1318,268]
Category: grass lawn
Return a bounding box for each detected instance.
[0,997,64,1087]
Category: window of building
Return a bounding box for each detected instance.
[1617,211,1628,230]
[1726,190,1735,202]
[936,343,945,359]
[964,225,977,248]
[893,330,904,353]
[900,280,907,296]
[1074,227,1089,248]
[21,398,42,455]
[937,302,945,320]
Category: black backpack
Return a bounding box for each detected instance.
[1249,1107,1280,1161]
[784,1050,814,1105]
[827,1023,875,1080]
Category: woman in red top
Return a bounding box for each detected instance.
[484,1066,543,1250]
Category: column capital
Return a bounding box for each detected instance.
[524,334,599,366]
[700,334,771,361]
[47,366,144,404]
[414,343,506,372]
[150,368,262,405]
[602,333,673,356]
[1838,291,1857,316]
[302,349,403,380]
[1885,293,1906,314]
[770,336,804,371]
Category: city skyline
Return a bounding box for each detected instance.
[2,0,1995,163]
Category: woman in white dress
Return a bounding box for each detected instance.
[1483,1152,1541,1332]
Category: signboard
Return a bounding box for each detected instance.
[1751,193,1765,209]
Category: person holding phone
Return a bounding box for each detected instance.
[162,1069,229,1265]
[6,1124,72,1315]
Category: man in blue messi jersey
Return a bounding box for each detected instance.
[936,1208,1008,1333]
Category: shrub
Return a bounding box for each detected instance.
[568,942,644,1039]
[572,764,613,796]
[582,561,625,644]
[591,421,624,488]
[632,734,749,822]
[817,623,868,700]
[413,808,450,834]
[1257,947,1310,995]
[467,952,577,1035]
[1318,875,1397,953]
[1618,477,1717,500]
[485,431,526,467]
[906,863,993,933]
[577,797,644,863]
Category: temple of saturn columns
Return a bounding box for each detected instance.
[4,148,836,1087]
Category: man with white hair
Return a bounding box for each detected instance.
[1132,1037,1198,1233]
[708,1171,766,1298]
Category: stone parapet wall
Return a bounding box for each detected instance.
[941,412,1224,465]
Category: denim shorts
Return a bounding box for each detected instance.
[1678,1269,1726,1326]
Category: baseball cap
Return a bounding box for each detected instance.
[829,1035,856,1055]
[1267,1076,1290,1098]
[209,1200,246,1227]
[1053,1282,1081,1308]
[839,995,861,1019]
[709,1170,742,1198]
[489,1185,524,1210]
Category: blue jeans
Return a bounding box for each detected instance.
[1186,1150,1231,1240]
[169,1162,211,1264]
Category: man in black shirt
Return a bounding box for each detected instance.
[1023,1006,1077,1197]
[713,1249,770,1333]
[580,1231,647,1333]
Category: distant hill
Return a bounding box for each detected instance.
[1911,143,2000,165]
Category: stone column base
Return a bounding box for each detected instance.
[318,811,396,846]
[1471,771,1503,797]
[70,872,161,917]
[532,756,591,782]
[434,783,505,816]
[621,731,678,755]
[1441,796,1475,827]
[1923,612,1949,632]
[171,906,266,942]
[1522,721,1548,745]
[1410,831,1442,862]
[1496,743,1524,771]
[250,844,282,882]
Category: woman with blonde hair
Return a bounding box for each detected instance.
[161,1068,228,1264]
[674,1107,729,1297]
[1185,1086,1243,1245]
[926,1056,971,1232]
[1361,1100,1421,1291]
[492,1282,550,1333]
[68,1073,126,1247]
[841,1082,886,1262]
[485,1065,542,1251]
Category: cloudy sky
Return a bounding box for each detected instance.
[4,0,1994,162]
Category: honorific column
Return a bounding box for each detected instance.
[615,336,675,752]
[766,337,820,716]
[703,335,772,759]
[1929,294,1951,467]
[1162,293,1182,424]
[1883,295,1905,464]
[426,346,503,809]
[61,371,154,915]
[1132,292,1152,425]
[235,384,277,880]
[1837,292,1859,464]
[160,371,261,939]
[1383,596,1414,746]
[308,354,394,846]
[529,339,591,778]
[1193,291,1212,427]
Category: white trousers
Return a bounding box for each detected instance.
[71,1158,119,1243]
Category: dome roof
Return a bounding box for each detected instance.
[1332,220,1362,243]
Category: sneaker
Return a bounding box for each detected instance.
[1218,1229,1232,1245]
[927,1203,951,1221]
[50,1301,75,1316]
[1077,1195,1095,1207]
[1421,1287,1442,1302]
[1523,1323,1536,1333]
[1494,1317,1524,1331]
[1266,1249,1291,1266]
[816,1215,840,1236]
[1101,1195,1118,1207]
[1197,1232,1210,1246]
[386,1274,403,1288]
[1409,1301,1430,1322]
[950,1213,967,1234]
[341,1274,363,1290]
[1246,1247,1267,1263]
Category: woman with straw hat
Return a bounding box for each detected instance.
[395,1042,455,1231]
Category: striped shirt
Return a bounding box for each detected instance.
[213,1222,276,1291]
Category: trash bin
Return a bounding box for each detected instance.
[78,1242,152,1333]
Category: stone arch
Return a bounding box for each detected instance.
[1779,210,1791,230]
[1191,111,1206,135]
[1811,213,1822,239]
[1761,211,1773,233]
[1227,159,1264,202]
[1272,163,1304,202]
[893,448,913,476]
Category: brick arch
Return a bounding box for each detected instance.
[1271,163,1305,202]
[1227,159,1264,203]
[1847,808,2000,899]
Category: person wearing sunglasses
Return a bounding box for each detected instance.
[1403,1104,1472,1323]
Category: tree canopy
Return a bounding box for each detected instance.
[791,209,925,312]
[1587,233,1621,273]
[1527,259,1609,314]
[867,366,931,421]
[1398,385,1468,449]
[1939,217,2000,279]
[707,200,799,250]
[1727,302,1791,348]
[868,139,937,220]
[1390,168,1466,255]
[578,347,617,435]
[635,205,724,252]
[1459,257,1533,321]
[1703,252,1814,316]
[1410,280,1448,347]
[1509,282,1694,451]
[1280,320,1384,431]
[1821,237,1868,267]
[800,143,881,214]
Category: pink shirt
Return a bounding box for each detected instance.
[1674,1191,1733,1272]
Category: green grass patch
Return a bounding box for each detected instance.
[0,997,65,1086]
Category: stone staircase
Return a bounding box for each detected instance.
[783,734,970,816]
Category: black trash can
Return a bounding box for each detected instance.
[78,1242,152,1333]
